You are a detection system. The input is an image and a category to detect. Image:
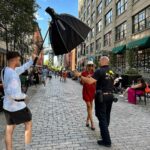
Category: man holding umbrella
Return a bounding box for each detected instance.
[1,51,37,150]
[74,56,114,147]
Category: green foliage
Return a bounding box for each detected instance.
[109,52,117,68]
[126,49,135,68]
[0,0,39,51]
[124,67,139,75]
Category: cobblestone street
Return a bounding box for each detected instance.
[1,77,150,150]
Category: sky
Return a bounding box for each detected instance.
[36,0,78,47]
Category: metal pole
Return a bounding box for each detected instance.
[33,26,50,66]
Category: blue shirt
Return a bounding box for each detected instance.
[1,60,33,112]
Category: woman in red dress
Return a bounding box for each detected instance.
[81,61,96,130]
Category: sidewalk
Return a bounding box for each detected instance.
[1,78,150,150]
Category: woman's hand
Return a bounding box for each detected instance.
[73,70,81,77]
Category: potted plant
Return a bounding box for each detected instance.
[121,50,142,87]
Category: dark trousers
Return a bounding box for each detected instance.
[95,94,113,145]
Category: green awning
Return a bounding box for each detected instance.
[127,36,150,49]
[112,45,126,54]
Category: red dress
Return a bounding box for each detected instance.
[81,71,96,102]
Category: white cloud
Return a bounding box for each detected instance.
[34,12,44,20]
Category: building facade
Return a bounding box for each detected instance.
[33,22,44,66]
[64,49,77,71]
[77,0,150,77]
[57,55,64,67]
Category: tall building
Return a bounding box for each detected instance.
[57,55,64,67]
[33,22,44,66]
[48,48,54,66]
[64,49,77,71]
[77,0,150,77]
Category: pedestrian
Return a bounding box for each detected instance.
[59,70,63,81]
[1,51,37,150]
[62,70,67,82]
[55,71,57,78]
[47,69,52,80]
[41,66,48,86]
[74,56,114,147]
[33,68,40,85]
[81,61,96,130]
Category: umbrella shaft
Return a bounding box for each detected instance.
[33,26,50,66]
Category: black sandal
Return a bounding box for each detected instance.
[86,123,89,127]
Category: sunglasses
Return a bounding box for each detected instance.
[88,64,94,67]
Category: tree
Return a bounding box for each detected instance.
[0,0,39,52]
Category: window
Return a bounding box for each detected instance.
[96,20,102,33]
[87,31,91,41]
[83,12,86,21]
[133,49,150,73]
[86,46,89,54]
[116,22,127,41]
[87,45,90,54]
[133,6,150,33]
[87,5,90,17]
[105,0,112,6]
[104,31,112,46]
[87,19,90,26]
[105,9,112,25]
[92,0,95,7]
[97,1,102,16]
[116,55,126,73]
[91,28,95,38]
[96,38,101,51]
[82,43,86,55]
[133,0,139,4]
[90,43,94,53]
[116,0,127,16]
[91,12,96,23]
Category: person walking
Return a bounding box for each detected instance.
[33,68,40,85]
[41,66,48,86]
[1,51,37,150]
[62,70,67,82]
[81,61,96,130]
[74,56,114,147]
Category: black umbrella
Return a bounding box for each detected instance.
[46,7,91,55]
[33,7,91,65]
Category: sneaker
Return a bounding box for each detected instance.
[97,140,111,147]
[119,94,124,97]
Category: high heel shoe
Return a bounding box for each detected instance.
[86,123,89,127]
[91,121,95,130]
[91,127,95,130]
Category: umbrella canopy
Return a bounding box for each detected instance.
[45,7,91,55]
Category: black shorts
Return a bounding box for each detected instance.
[4,107,32,125]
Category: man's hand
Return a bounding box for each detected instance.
[32,53,38,61]
[73,70,81,77]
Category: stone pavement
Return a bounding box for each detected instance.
[1,77,150,150]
